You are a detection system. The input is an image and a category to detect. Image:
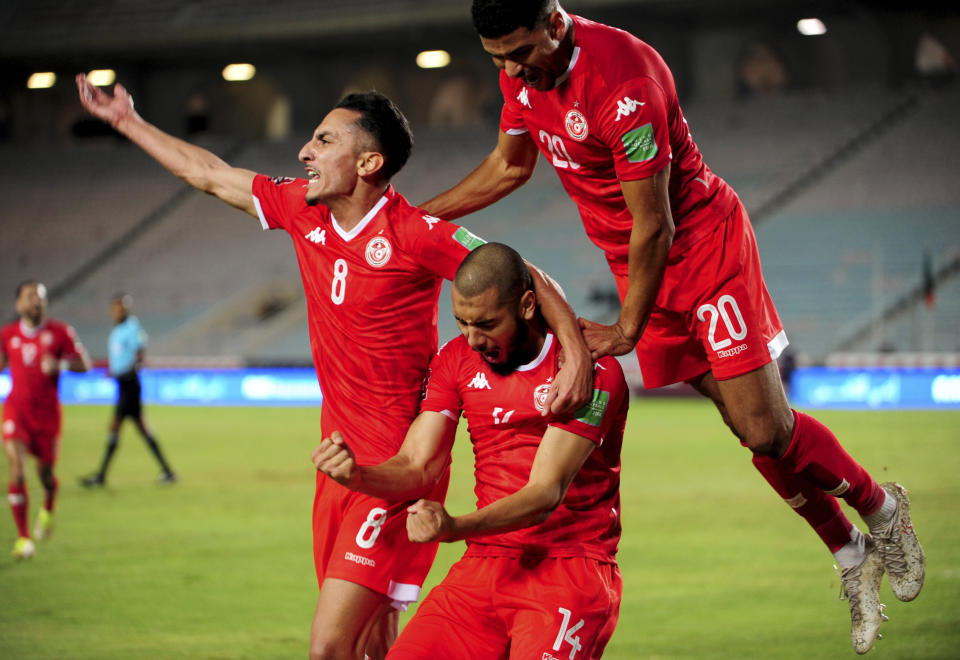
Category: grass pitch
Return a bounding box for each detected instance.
[0,400,957,659]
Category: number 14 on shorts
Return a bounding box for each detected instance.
[550,607,584,659]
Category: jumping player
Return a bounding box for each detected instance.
[2,280,91,559]
[76,75,591,659]
[421,1,924,653]
[314,243,628,660]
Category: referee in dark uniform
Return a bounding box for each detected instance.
[81,294,176,486]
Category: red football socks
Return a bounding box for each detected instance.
[780,410,886,517]
[752,453,854,552]
[8,483,30,538]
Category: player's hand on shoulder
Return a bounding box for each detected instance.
[578,317,637,360]
[311,431,357,487]
[545,345,594,417]
[406,499,453,543]
[76,74,135,127]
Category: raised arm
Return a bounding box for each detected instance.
[76,74,258,218]
[579,165,674,359]
[406,426,596,543]
[420,129,539,220]
[311,410,458,501]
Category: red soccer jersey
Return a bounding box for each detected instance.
[421,332,628,563]
[499,15,739,274]
[252,176,483,464]
[1,319,82,416]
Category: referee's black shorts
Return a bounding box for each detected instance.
[114,371,143,420]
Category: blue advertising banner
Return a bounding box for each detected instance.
[790,367,960,410]
[0,368,323,407]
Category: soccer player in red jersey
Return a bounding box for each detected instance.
[313,242,628,660]
[76,76,593,659]
[2,280,92,559]
[421,1,924,653]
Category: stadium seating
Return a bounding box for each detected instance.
[3,83,957,364]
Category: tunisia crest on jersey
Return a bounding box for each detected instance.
[565,109,588,141]
[533,383,552,413]
[365,236,392,267]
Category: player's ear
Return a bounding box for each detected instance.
[358,151,385,179]
[548,10,566,40]
[518,289,537,321]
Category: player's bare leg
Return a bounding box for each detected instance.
[310,577,397,660]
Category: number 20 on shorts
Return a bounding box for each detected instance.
[696,294,747,352]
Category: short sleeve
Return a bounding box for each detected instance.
[58,324,83,361]
[135,319,148,348]
[550,356,628,444]
[251,174,311,232]
[409,215,486,281]
[596,77,673,182]
[420,342,464,421]
[498,73,529,136]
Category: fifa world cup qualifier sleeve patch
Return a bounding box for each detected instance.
[574,389,610,426]
[621,123,658,163]
[452,227,487,251]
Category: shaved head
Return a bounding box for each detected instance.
[453,242,533,307]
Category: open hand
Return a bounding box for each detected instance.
[578,317,637,360]
[542,345,593,417]
[76,74,136,127]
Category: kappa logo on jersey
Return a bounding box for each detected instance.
[614,96,644,122]
[533,383,552,413]
[564,109,588,141]
[422,214,440,230]
[469,371,491,390]
[305,227,326,245]
[269,176,298,186]
[10,336,20,349]
[517,87,532,109]
[365,236,392,267]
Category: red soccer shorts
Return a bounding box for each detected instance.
[387,555,622,660]
[617,201,787,388]
[312,469,450,609]
[2,402,61,465]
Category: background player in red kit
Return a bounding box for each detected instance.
[77,76,591,659]
[2,280,91,560]
[313,242,628,660]
[421,0,925,653]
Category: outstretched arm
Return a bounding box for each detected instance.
[311,411,457,501]
[579,166,674,359]
[76,74,258,218]
[420,129,539,220]
[406,426,596,543]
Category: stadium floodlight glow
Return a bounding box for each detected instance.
[87,69,116,86]
[222,63,256,82]
[27,72,56,89]
[416,50,451,69]
[797,18,827,36]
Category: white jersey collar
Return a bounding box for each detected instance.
[330,193,390,242]
[516,332,554,372]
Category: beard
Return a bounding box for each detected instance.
[488,316,532,376]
